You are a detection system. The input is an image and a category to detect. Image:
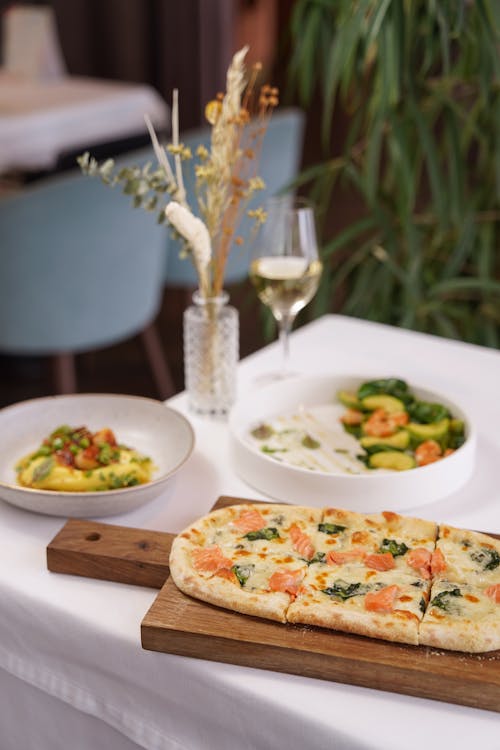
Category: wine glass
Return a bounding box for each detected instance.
[250,195,322,380]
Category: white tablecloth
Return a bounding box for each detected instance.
[0,315,498,750]
[0,72,169,173]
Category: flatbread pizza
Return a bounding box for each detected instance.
[169,503,500,653]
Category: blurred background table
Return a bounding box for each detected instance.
[0,70,169,175]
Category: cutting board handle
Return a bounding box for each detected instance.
[47,519,173,589]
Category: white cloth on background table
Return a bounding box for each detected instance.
[0,72,169,173]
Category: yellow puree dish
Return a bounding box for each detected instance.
[16,425,154,492]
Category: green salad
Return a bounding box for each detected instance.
[338,378,466,471]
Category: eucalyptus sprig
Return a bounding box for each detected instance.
[77,153,170,221]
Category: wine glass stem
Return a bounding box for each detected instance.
[278,314,295,376]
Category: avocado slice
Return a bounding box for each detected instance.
[449,418,465,434]
[360,430,410,452]
[407,418,450,443]
[337,390,362,410]
[361,394,406,414]
[368,451,417,471]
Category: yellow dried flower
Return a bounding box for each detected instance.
[196,144,209,160]
[205,99,222,125]
[248,176,265,192]
[195,164,214,179]
[247,207,267,224]
[165,144,192,160]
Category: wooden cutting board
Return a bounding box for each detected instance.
[47,495,500,713]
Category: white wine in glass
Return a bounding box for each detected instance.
[250,196,322,379]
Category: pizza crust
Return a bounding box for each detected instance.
[171,566,291,623]
[287,599,420,645]
[419,619,500,653]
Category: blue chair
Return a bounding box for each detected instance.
[0,168,174,398]
[161,107,305,288]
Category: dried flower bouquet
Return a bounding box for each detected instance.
[78,46,278,300]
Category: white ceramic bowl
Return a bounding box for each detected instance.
[229,375,476,512]
[0,394,195,517]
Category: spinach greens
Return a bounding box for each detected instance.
[379,538,409,558]
[357,378,413,405]
[430,588,462,612]
[318,523,346,535]
[321,580,371,601]
[308,551,326,565]
[231,564,255,587]
[408,401,450,424]
[243,527,280,541]
[470,547,500,571]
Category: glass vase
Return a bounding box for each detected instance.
[183,290,239,418]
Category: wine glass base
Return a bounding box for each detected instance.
[252,370,300,387]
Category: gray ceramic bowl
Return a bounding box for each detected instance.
[0,394,194,517]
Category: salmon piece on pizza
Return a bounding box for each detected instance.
[317,507,437,579]
[170,537,308,623]
[175,503,322,559]
[286,562,431,645]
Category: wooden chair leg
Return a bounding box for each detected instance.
[139,323,175,400]
[52,353,77,394]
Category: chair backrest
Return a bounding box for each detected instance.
[2,5,66,80]
[0,168,167,355]
[163,107,306,287]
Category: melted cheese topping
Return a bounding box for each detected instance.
[300,563,429,618]
[436,526,500,586]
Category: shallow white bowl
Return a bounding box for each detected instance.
[229,375,476,512]
[0,394,195,518]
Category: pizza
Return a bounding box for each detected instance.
[169,503,500,653]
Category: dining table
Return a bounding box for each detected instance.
[0,71,168,175]
[0,313,498,750]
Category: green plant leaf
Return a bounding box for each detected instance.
[365,0,392,47]
[364,115,385,205]
[321,216,379,258]
[408,94,447,230]
[441,213,476,280]
[431,277,500,297]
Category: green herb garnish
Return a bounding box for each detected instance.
[308,551,326,565]
[470,548,500,571]
[430,587,462,612]
[318,523,346,535]
[379,538,409,558]
[322,580,370,601]
[32,457,54,482]
[301,434,320,449]
[231,564,254,587]
[243,527,280,541]
[51,437,65,451]
[251,424,274,440]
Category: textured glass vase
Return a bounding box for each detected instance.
[183,291,239,417]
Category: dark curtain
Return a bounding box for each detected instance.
[1,0,235,129]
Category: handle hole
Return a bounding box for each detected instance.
[85,532,101,542]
